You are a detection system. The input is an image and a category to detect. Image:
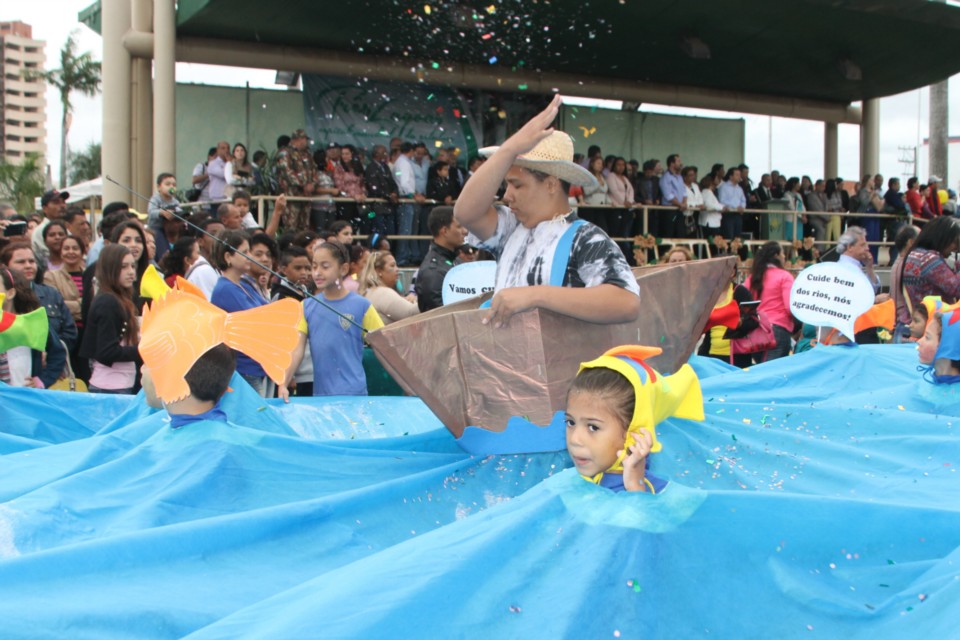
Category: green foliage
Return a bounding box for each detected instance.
[24,31,101,113]
[68,142,101,185]
[0,154,45,213]
[24,31,102,188]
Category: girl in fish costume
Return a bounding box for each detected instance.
[565,345,704,493]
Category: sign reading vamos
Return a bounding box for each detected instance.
[302,75,480,158]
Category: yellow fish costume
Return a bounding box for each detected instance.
[576,345,705,489]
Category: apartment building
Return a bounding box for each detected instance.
[0,21,46,164]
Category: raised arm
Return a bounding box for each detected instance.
[454,94,562,241]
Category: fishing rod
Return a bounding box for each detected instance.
[104,175,368,334]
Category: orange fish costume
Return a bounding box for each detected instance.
[138,275,302,404]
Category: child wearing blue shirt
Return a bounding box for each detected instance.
[289,241,383,396]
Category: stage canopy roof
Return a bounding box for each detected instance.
[81,0,960,106]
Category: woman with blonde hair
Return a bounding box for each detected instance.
[358,251,419,324]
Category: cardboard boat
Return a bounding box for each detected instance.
[367,256,736,450]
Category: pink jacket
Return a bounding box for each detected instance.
[743,266,795,331]
[606,173,635,207]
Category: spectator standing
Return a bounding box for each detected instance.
[206,141,230,212]
[365,144,400,236]
[275,129,319,232]
[770,170,784,198]
[718,167,747,241]
[822,179,844,246]
[882,177,908,264]
[754,174,774,204]
[80,244,141,394]
[783,177,805,242]
[853,175,884,262]
[635,159,662,236]
[606,157,635,245]
[659,154,686,238]
[393,142,423,266]
[416,206,467,313]
[889,225,920,343]
[63,207,93,246]
[224,143,256,198]
[427,160,455,206]
[192,147,215,201]
[333,144,367,226]
[901,216,960,313]
[926,176,943,217]
[582,156,609,205]
[803,179,828,245]
[904,177,931,219]
[699,175,723,242]
[31,189,69,261]
[678,166,702,239]
[743,241,795,361]
[42,221,69,272]
[412,143,432,261]
[44,234,85,328]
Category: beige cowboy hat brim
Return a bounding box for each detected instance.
[479,145,598,188]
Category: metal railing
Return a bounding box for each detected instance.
[176,195,915,253]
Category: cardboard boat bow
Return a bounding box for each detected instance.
[367,256,736,454]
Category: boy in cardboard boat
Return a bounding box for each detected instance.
[454,95,641,328]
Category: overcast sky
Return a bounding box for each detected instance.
[6,0,959,189]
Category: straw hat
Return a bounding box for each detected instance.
[479,131,598,187]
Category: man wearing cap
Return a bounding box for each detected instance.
[275,130,319,231]
[927,176,943,217]
[454,95,640,328]
[31,189,70,260]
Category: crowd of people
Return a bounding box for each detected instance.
[2,99,959,398]
[572,146,957,264]
[183,131,481,269]
[0,172,477,397]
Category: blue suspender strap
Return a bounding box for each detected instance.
[481,218,585,309]
[549,219,585,287]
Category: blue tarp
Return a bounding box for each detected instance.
[1,344,958,638]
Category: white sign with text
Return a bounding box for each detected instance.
[789,262,874,340]
[441,261,497,305]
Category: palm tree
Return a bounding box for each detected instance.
[68,142,101,185]
[0,153,45,213]
[26,31,101,188]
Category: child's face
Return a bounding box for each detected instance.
[249,242,273,278]
[910,309,929,340]
[234,198,250,216]
[159,177,176,196]
[918,320,941,365]
[336,226,353,245]
[283,256,313,286]
[565,390,628,478]
[312,247,348,291]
